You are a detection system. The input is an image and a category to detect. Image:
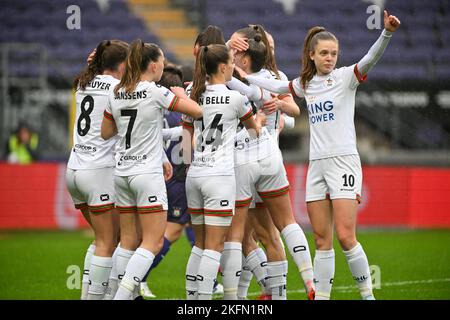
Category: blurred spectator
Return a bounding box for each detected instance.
[6,123,39,164]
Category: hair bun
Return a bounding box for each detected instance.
[253,25,259,31]
[254,34,262,42]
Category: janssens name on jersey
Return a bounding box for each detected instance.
[115,90,148,100]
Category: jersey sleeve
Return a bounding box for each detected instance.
[103,96,114,121]
[338,64,366,90]
[181,114,194,129]
[153,84,180,112]
[288,77,304,99]
[236,94,254,122]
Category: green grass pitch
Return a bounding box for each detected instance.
[0,229,449,300]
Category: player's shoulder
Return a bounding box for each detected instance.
[332,64,356,78]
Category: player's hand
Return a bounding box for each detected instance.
[229,35,249,52]
[255,110,267,127]
[234,65,248,79]
[384,10,401,32]
[261,96,282,115]
[170,86,188,99]
[278,114,285,133]
[87,49,96,64]
[163,161,173,181]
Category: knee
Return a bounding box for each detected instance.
[313,232,333,251]
[335,228,357,251]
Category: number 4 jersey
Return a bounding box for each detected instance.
[68,75,120,170]
[106,81,179,176]
[183,84,253,178]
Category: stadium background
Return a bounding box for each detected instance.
[0,0,449,300]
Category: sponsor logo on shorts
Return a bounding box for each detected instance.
[220,200,229,207]
[100,194,110,201]
[173,208,181,217]
[148,196,157,203]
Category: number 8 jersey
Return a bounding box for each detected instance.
[183,84,253,177]
[105,81,179,176]
[68,75,120,170]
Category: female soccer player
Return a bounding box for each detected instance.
[182,44,264,300]
[67,40,128,300]
[239,11,401,300]
[225,27,314,300]
[101,39,202,300]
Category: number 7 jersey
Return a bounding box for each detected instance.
[183,84,253,177]
[105,81,179,176]
[68,75,120,170]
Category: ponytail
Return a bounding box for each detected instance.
[115,39,162,95]
[73,40,110,90]
[191,44,230,103]
[190,45,208,103]
[300,26,337,91]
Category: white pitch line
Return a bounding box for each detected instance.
[246,278,450,296]
[162,278,450,300]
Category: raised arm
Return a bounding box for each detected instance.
[357,10,401,76]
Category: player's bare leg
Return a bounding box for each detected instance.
[263,193,314,299]
[307,199,334,300]
[333,199,374,300]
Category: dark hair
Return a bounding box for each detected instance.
[243,34,266,73]
[301,26,338,90]
[114,39,162,94]
[157,63,183,88]
[194,25,226,47]
[236,25,280,79]
[73,40,129,90]
[190,44,230,103]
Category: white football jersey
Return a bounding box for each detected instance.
[68,75,120,170]
[234,70,278,167]
[184,84,252,177]
[105,81,179,176]
[289,64,362,160]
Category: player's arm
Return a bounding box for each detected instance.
[101,110,117,140]
[181,117,194,165]
[356,10,401,78]
[162,126,183,142]
[170,86,203,119]
[262,94,300,117]
[226,77,263,102]
[242,110,266,139]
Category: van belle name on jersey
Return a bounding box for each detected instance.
[199,95,230,105]
[307,99,335,124]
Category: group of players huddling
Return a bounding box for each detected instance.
[66,10,400,300]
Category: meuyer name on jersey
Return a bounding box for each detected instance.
[307,100,335,124]
[199,95,230,105]
[87,80,111,91]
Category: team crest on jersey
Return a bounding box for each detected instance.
[100,194,110,201]
[325,77,335,87]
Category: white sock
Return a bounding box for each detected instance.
[266,260,288,300]
[103,246,120,300]
[237,255,253,300]
[197,249,221,300]
[186,246,203,300]
[281,224,314,289]
[343,243,374,300]
[314,249,335,300]
[246,248,269,294]
[87,255,112,300]
[220,242,242,300]
[114,248,155,300]
[115,246,135,285]
[81,244,95,300]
